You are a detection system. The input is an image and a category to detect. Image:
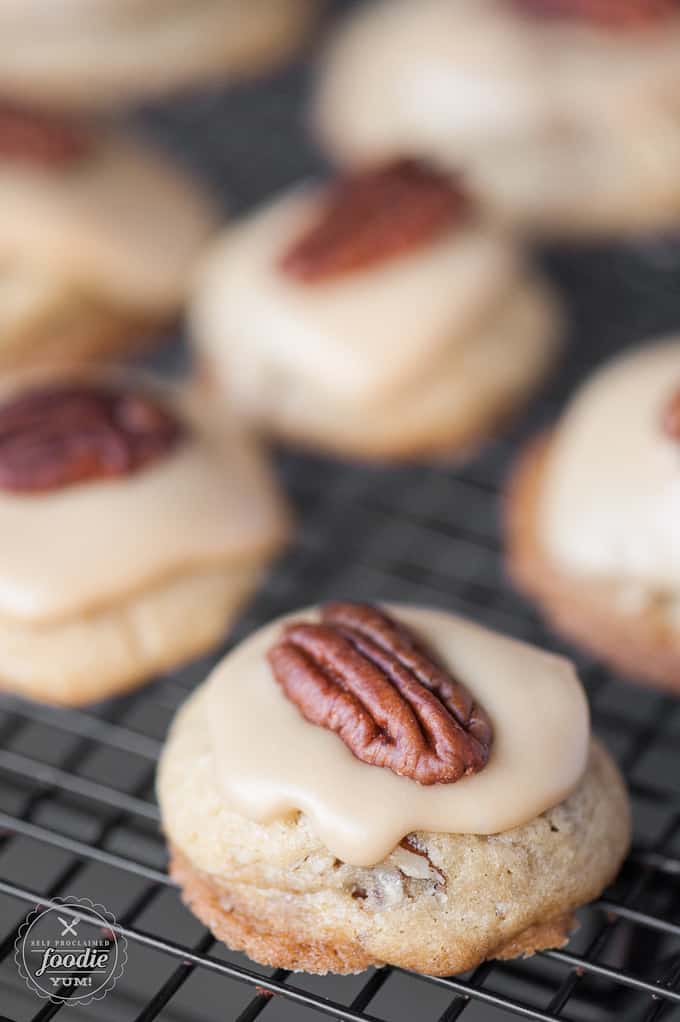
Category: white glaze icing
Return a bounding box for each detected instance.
[316,0,680,167]
[191,184,520,409]
[0,133,217,311]
[211,280,557,450]
[539,339,680,590]
[205,605,590,867]
[0,374,287,624]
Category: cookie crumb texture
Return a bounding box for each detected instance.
[159,693,630,975]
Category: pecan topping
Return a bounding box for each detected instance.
[279,160,470,283]
[0,104,91,167]
[662,387,680,440]
[268,603,492,785]
[0,384,183,494]
[512,0,678,28]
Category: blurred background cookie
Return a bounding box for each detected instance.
[0,106,218,371]
[0,370,290,704]
[0,0,320,110]
[507,337,680,690]
[314,0,680,239]
[190,160,561,461]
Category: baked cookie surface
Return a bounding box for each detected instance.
[507,338,680,689]
[190,162,561,461]
[0,110,218,371]
[0,371,290,704]
[314,0,680,238]
[0,0,318,109]
[158,603,630,975]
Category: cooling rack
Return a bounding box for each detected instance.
[2,10,680,1019]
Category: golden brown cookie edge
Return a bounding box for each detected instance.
[168,843,578,976]
[505,434,680,691]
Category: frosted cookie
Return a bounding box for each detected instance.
[508,338,680,689]
[190,161,561,461]
[314,0,680,238]
[158,602,630,975]
[0,106,218,372]
[0,0,318,110]
[0,371,289,705]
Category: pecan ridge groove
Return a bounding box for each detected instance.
[268,603,492,785]
[0,383,183,494]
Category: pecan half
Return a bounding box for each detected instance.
[662,387,680,439]
[0,104,91,167]
[0,383,183,494]
[512,0,678,28]
[279,160,470,283]
[268,603,492,785]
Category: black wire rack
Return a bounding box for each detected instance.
[2,7,680,1019]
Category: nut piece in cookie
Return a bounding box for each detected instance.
[190,161,560,461]
[507,336,680,691]
[0,0,319,110]
[158,603,630,976]
[0,370,290,705]
[0,107,218,371]
[313,0,680,238]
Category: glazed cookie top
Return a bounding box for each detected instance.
[539,339,680,590]
[191,162,522,409]
[0,108,217,311]
[203,603,590,865]
[0,372,288,623]
[315,0,680,165]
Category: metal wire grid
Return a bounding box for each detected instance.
[1,385,680,1022]
[1,14,680,1017]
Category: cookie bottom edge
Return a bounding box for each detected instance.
[168,845,576,977]
[0,562,265,707]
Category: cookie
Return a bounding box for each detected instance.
[158,602,630,975]
[507,338,680,690]
[190,161,561,461]
[0,0,318,109]
[0,107,218,372]
[314,0,680,238]
[0,370,290,705]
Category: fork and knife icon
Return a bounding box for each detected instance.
[57,915,79,937]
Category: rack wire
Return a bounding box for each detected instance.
[2,8,680,1018]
